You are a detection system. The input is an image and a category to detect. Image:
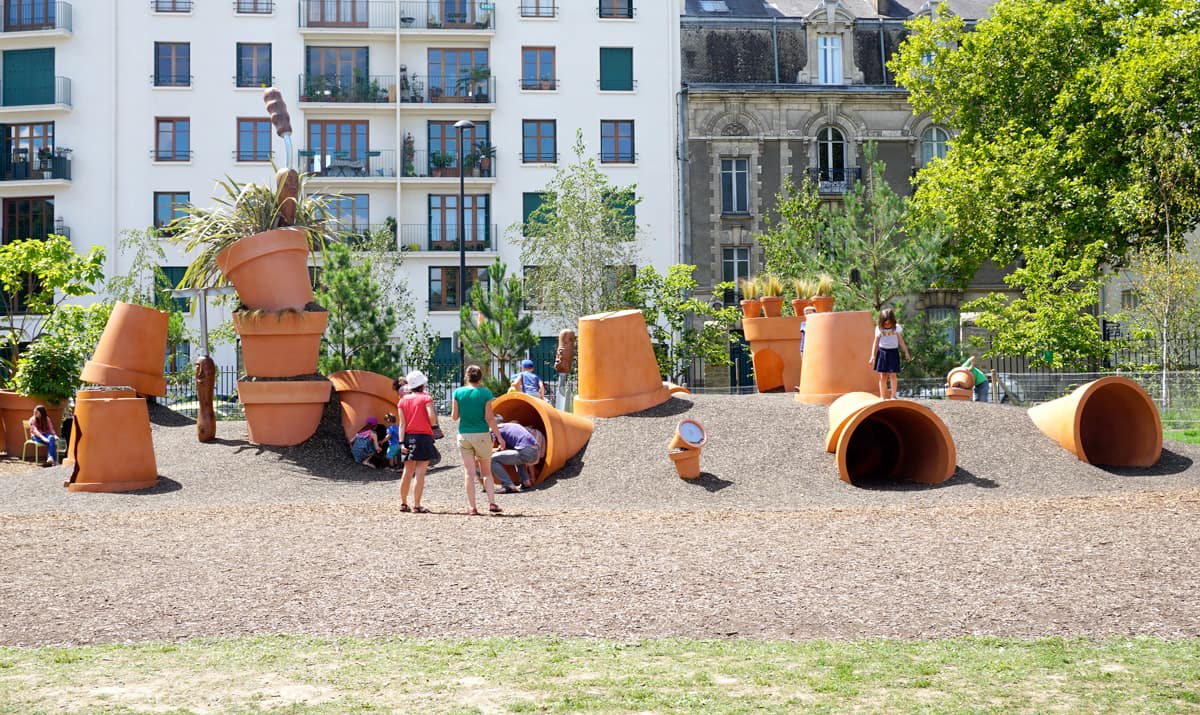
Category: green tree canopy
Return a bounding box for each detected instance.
[316,240,399,375]
[459,259,537,382]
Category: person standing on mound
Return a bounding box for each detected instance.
[867,307,910,400]
[452,364,504,515]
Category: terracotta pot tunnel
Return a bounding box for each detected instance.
[492,392,594,485]
[1027,376,1161,467]
[328,370,400,442]
[825,392,957,487]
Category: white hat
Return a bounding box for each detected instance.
[405,369,428,390]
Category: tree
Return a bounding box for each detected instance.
[622,264,741,383]
[10,303,111,405]
[757,173,825,283]
[316,240,400,375]
[515,129,639,329]
[1119,243,1200,371]
[106,228,189,357]
[459,260,537,382]
[0,234,105,378]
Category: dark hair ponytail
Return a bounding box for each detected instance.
[466,364,483,383]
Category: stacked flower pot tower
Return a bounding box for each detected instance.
[739,274,843,395]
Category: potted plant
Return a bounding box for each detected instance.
[37,147,53,173]
[539,72,553,90]
[759,274,785,318]
[791,278,815,316]
[429,85,444,102]
[738,277,761,319]
[462,150,480,177]
[812,272,836,312]
[474,141,496,176]
[401,133,416,176]
[457,65,490,101]
[429,150,456,177]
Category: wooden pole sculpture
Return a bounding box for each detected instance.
[172,285,236,442]
[553,328,574,410]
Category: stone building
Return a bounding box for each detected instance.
[680,0,997,386]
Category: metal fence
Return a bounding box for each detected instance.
[157,366,244,420]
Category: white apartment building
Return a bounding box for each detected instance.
[1,0,681,371]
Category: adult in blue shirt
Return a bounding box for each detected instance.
[490,416,540,492]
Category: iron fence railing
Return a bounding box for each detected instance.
[299,0,396,28]
[2,0,71,31]
[159,366,244,420]
[396,223,497,251]
[298,73,395,103]
[805,167,862,194]
[300,148,397,178]
[0,76,71,107]
[397,0,495,29]
[234,0,274,13]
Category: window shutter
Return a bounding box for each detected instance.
[599,48,633,91]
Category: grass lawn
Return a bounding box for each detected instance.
[1165,428,1200,445]
[2,636,1199,714]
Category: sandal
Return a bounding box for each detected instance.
[413,506,430,514]
[399,504,411,512]
[488,503,502,513]
[467,508,480,516]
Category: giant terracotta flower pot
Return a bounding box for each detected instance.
[1027,375,1161,467]
[216,228,315,311]
[238,378,332,446]
[65,388,158,493]
[574,309,684,418]
[795,311,878,405]
[825,391,956,486]
[493,392,594,484]
[80,301,169,397]
[328,369,399,441]
[743,316,803,393]
[235,310,328,379]
[0,390,64,458]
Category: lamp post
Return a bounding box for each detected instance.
[454,119,474,381]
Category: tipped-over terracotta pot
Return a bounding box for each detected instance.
[825,391,956,486]
[947,367,975,390]
[236,309,329,379]
[80,301,169,397]
[743,316,803,393]
[574,309,679,418]
[216,228,315,311]
[328,370,400,442]
[795,311,878,405]
[65,388,158,493]
[1027,376,1161,467]
[0,390,64,458]
[238,378,332,446]
[492,392,594,485]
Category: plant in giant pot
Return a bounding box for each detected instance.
[812,273,836,313]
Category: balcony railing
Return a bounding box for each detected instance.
[598,77,636,91]
[2,1,71,32]
[521,151,557,163]
[396,223,496,252]
[0,77,71,108]
[152,72,192,88]
[298,0,395,28]
[520,77,558,90]
[428,76,494,103]
[151,148,194,162]
[806,167,862,194]
[599,151,637,164]
[597,1,634,19]
[519,1,556,18]
[398,1,494,29]
[232,149,275,162]
[399,149,497,178]
[234,0,274,13]
[235,73,275,88]
[333,223,396,249]
[298,74,395,103]
[0,148,72,181]
[299,148,397,177]
[152,0,192,11]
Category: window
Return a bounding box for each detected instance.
[155,118,191,161]
[816,126,845,177]
[523,192,548,236]
[153,0,192,11]
[304,46,368,97]
[154,42,190,87]
[304,0,367,26]
[602,264,636,295]
[600,120,634,163]
[818,35,841,85]
[921,126,950,166]
[427,120,488,173]
[7,122,54,166]
[306,120,369,173]
[153,191,190,230]
[1121,288,1139,311]
[722,247,750,305]
[599,47,633,91]
[520,0,555,18]
[235,0,274,13]
[327,193,370,233]
[427,48,488,100]
[925,306,959,346]
[429,266,488,311]
[237,118,271,161]
[158,266,191,313]
[721,158,748,215]
[6,0,57,30]
[522,120,556,162]
[598,0,633,19]
[604,189,637,239]
[429,194,490,250]
[521,47,555,90]
[236,43,272,87]
[3,197,53,244]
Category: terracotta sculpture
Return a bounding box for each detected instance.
[79,301,170,397]
[824,391,956,486]
[667,418,706,479]
[66,388,158,493]
[1027,375,1161,467]
[573,310,688,418]
[743,315,803,393]
[795,311,879,404]
[554,328,575,374]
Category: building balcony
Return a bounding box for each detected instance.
[299,148,397,178]
[298,73,395,104]
[298,0,396,31]
[397,1,495,30]
[234,0,274,14]
[396,223,497,253]
[806,167,862,195]
[1,1,72,33]
[0,148,71,182]
[0,76,71,111]
[332,223,396,248]
[151,0,192,12]
[397,149,497,179]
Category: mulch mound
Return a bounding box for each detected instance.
[1,393,1198,646]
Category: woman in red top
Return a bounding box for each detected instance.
[397,369,439,513]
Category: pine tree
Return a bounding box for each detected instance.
[316,241,399,375]
[458,259,537,382]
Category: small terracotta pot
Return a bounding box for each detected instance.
[80,301,170,397]
[238,378,332,446]
[235,310,328,379]
[574,309,675,418]
[825,391,956,486]
[216,228,314,311]
[492,392,595,485]
[759,296,784,318]
[811,295,836,313]
[66,388,158,493]
[791,298,813,316]
[1027,376,1161,467]
[743,316,803,393]
[946,386,973,401]
[795,311,878,405]
[947,367,976,390]
[668,449,702,479]
[328,370,399,442]
[740,299,762,319]
[0,390,64,458]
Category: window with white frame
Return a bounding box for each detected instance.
[818,35,841,85]
[722,247,750,305]
[720,158,748,215]
[921,126,950,166]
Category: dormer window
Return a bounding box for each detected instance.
[818,35,841,84]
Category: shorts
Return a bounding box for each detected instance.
[873,347,901,374]
[404,433,436,462]
[386,443,402,459]
[457,431,494,459]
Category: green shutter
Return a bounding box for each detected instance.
[3,49,55,106]
[599,48,633,91]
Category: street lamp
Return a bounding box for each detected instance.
[454,119,475,381]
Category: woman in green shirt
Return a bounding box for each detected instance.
[451,364,506,515]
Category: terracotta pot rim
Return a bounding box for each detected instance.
[234,309,329,336]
